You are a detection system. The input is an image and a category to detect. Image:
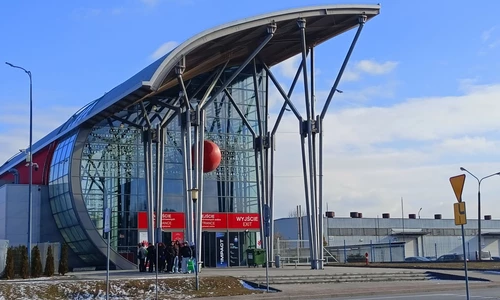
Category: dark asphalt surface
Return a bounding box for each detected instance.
[328,287,500,299]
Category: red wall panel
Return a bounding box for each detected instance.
[0,141,57,185]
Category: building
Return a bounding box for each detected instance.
[274,212,500,263]
[0,5,381,270]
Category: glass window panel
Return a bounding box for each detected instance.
[69,226,84,241]
[62,228,76,242]
[59,212,69,228]
[164,179,184,195]
[67,209,78,226]
[164,196,183,212]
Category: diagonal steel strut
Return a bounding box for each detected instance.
[200,23,277,111]
[317,15,367,269]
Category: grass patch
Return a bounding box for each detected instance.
[0,276,259,299]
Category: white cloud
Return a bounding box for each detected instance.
[342,59,398,82]
[334,80,399,104]
[0,104,81,165]
[356,60,398,75]
[481,26,496,42]
[274,54,301,79]
[270,82,500,220]
[480,26,500,53]
[273,54,324,80]
[150,41,179,60]
[342,69,361,82]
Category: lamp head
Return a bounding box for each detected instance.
[460,167,466,171]
[190,188,199,202]
[5,62,14,67]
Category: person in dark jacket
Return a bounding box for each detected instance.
[175,240,181,273]
[137,243,147,272]
[157,243,166,272]
[146,243,156,272]
[180,241,192,273]
[165,241,176,273]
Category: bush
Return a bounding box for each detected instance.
[19,246,29,279]
[31,246,43,278]
[44,246,55,277]
[58,243,69,275]
[2,247,15,279]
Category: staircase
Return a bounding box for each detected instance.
[239,271,430,285]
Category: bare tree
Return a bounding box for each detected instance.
[288,207,306,218]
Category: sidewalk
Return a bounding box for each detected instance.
[200,280,500,300]
[67,265,500,283]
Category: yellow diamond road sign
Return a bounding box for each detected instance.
[449,174,466,202]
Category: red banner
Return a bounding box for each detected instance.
[201,213,227,229]
[137,212,260,230]
[137,212,185,230]
[228,213,260,230]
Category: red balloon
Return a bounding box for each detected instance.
[192,140,222,173]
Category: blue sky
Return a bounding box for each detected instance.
[2,0,500,218]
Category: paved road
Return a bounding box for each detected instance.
[329,287,500,299]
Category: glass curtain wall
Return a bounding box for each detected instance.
[49,133,102,264]
[78,65,266,258]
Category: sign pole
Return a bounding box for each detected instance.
[104,206,111,300]
[461,223,470,299]
[264,204,270,292]
[449,174,469,300]
[189,189,200,291]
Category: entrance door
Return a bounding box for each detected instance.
[201,232,216,268]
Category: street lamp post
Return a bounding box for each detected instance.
[189,188,200,290]
[460,167,500,261]
[5,62,33,268]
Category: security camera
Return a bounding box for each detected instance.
[244,229,249,233]
[30,163,39,171]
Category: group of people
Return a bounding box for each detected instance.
[137,240,196,274]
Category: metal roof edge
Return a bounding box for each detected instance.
[0,4,381,175]
[146,4,381,90]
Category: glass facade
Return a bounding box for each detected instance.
[48,65,267,267]
[48,133,102,264]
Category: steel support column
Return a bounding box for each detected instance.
[176,59,195,245]
[195,107,205,271]
[310,47,321,269]
[182,109,195,244]
[155,124,166,244]
[143,128,155,244]
[297,18,319,269]
[260,15,367,270]
[253,61,269,258]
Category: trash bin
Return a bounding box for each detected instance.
[246,248,256,267]
[246,248,267,267]
[254,248,267,267]
[275,255,281,268]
